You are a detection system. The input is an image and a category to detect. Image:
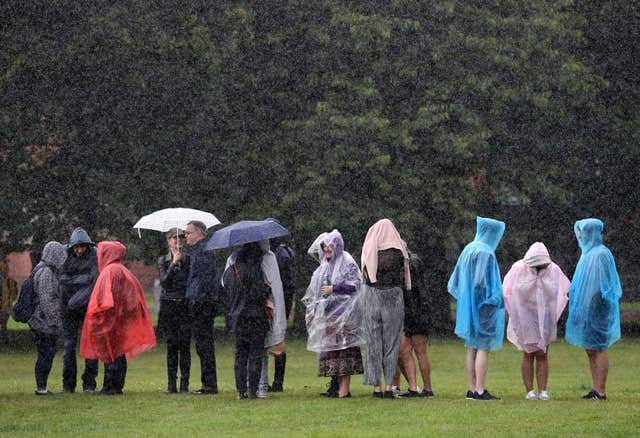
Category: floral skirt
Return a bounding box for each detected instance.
[318,346,364,377]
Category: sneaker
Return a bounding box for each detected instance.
[538,390,550,400]
[398,389,421,398]
[465,390,477,400]
[192,387,218,395]
[35,388,54,396]
[59,387,75,394]
[372,391,383,398]
[525,390,537,400]
[476,390,501,400]
[256,388,268,399]
[237,392,248,400]
[581,389,606,400]
[420,389,435,398]
[391,385,400,397]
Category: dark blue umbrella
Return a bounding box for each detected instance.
[205,219,290,250]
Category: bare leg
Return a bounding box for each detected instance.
[586,349,609,395]
[466,347,477,392]
[535,350,548,392]
[474,350,489,394]
[411,335,432,391]
[521,352,535,393]
[338,375,351,397]
[392,363,402,389]
[398,335,418,391]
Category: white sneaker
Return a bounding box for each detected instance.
[538,390,550,400]
[256,388,268,399]
[525,390,538,400]
[391,386,400,396]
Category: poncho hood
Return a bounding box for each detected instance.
[98,241,126,272]
[574,218,604,253]
[524,242,552,268]
[67,227,96,250]
[474,216,505,251]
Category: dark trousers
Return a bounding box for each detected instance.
[234,325,266,396]
[191,302,217,388]
[33,330,57,390]
[62,314,99,390]
[160,300,191,385]
[103,355,127,392]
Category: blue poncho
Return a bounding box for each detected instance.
[565,218,622,350]
[448,217,506,351]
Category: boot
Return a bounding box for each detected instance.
[179,377,189,394]
[166,377,177,394]
[320,376,339,397]
[270,353,286,392]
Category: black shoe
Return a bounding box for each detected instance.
[82,386,96,394]
[237,392,248,400]
[179,378,189,394]
[192,387,218,395]
[420,390,435,398]
[398,389,421,398]
[383,390,396,399]
[476,390,500,400]
[582,389,607,400]
[465,390,477,400]
[372,391,383,398]
[269,382,283,392]
[320,379,339,397]
[95,389,116,396]
[338,392,351,398]
[59,387,75,394]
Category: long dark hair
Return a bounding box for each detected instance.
[235,242,265,298]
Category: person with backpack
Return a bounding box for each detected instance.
[59,227,100,393]
[28,241,68,395]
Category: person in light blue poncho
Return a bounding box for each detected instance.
[448,217,506,401]
[565,218,622,400]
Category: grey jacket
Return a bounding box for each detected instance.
[29,241,67,335]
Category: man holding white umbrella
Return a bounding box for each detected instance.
[185,220,219,394]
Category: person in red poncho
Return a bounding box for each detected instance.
[80,241,156,395]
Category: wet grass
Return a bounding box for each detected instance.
[1,336,639,437]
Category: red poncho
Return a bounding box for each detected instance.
[80,241,156,363]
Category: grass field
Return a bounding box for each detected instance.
[1,332,639,437]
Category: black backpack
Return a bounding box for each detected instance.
[12,266,42,323]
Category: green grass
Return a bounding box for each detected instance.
[1,335,639,437]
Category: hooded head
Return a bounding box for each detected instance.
[524,242,552,268]
[97,241,126,272]
[67,227,96,249]
[322,230,344,261]
[574,218,604,253]
[41,241,68,271]
[307,232,328,264]
[474,216,506,251]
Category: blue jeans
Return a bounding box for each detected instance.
[32,330,58,390]
[62,314,99,390]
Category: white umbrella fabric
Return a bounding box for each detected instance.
[133,207,221,238]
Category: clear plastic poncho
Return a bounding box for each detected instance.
[302,230,365,353]
[503,242,570,353]
[565,219,622,350]
[448,217,506,351]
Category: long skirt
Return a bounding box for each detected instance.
[318,347,364,377]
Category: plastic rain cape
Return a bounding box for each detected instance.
[565,219,622,350]
[223,241,286,348]
[503,242,570,353]
[302,230,365,353]
[448,217,506,351]
[80,242,156,363]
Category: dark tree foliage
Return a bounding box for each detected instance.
[1,1,638,333]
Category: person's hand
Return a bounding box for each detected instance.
[172,251,182,264]
[321,285,333,295]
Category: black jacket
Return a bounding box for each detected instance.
[60,227,98,307]
[223,262,270,333]
[185,239,218,304]
[272,244,296,299]
[157,252,190,301]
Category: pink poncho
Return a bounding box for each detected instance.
[503,242,569,353]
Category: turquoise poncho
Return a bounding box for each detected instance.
[565,218,622,350]
[448,217,506,351]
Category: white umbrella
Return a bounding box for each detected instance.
[133,207,221,238]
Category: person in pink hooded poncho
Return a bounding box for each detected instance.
[503,242,569,400]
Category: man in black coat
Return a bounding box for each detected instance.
[185,220,219,394]
[60,227,99,393]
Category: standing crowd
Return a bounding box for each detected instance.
[7,216,622,401]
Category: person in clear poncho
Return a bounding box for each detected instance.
[302,230,364,398]
[448,216,505,401]
[503,242,570,400]
[565,218,622,400]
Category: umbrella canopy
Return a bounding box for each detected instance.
[133,208,221,237]
[205,219,289,250]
